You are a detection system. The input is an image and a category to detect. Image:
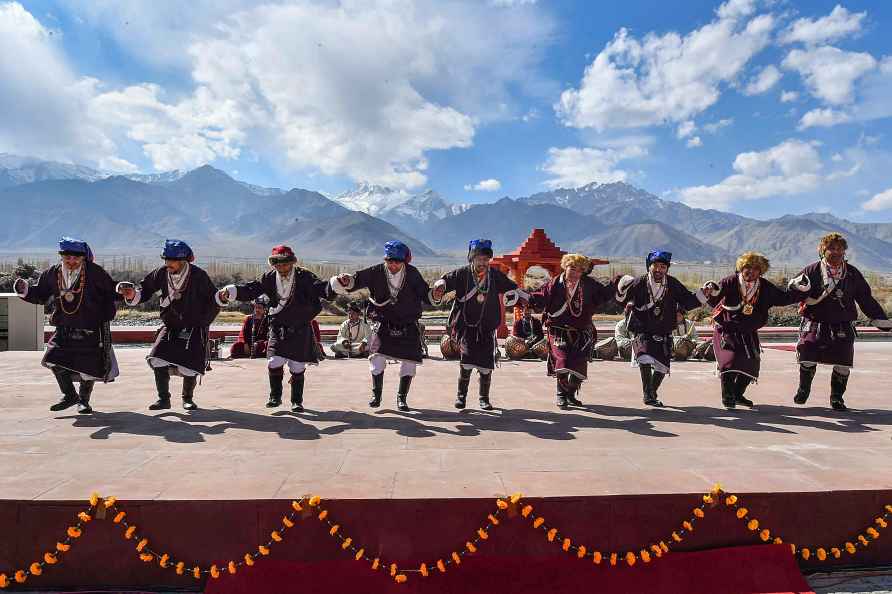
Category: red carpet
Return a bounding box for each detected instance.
[206,544,813,594]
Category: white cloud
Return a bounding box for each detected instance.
[862,187,892,212]
[540,145,646,189]
[0,2,124,168]
[702,118,734,133]
[780,4,866,46]
[23,1,556,188]
[780,90,799,102]
[743,64,781,95]
[676,120,696,139]
[555,8,774,130]
[679,139,823,209]
[782,46,876,105]
[716,0,757,20]
[686,136,703,148]
[464,178,502,192]
[798,107,853,130]
[490,0,537,6]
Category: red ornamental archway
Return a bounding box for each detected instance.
[490,229,609,338]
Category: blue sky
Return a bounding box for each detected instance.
[4,0,892,220]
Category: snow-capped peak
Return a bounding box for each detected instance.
[333,182,411,216]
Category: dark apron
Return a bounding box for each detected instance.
[149,326,209,375]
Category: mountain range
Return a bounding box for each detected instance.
[2,153,892,269]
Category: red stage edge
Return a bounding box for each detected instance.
[2,490,888,591]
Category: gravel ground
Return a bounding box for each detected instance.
[809,569,892,593]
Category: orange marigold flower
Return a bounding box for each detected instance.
[609,553,618,566]
[329,525,339,536]
[136,538,148,552]
[271,531,282,542]
[496,499,508,510]
[89,492,100,506]
[56,542,70,552]
[831,548,841,559]
[283,517,294,528]
[318,510,328,521]
[725,495,738,505]
[845,542,856,554]
[139,553,154,563]
[789,544,797,555]
[660,542,669,553]
[14,570,26,584]
[210,565,220,579]
[577,545,587,558]
[228,561,237,574]
[44,552,58,565]
[114,511,126,523]
[562,538,571,551]
[308,496,321,507]
[736,508,748,519]
[817,548,827,561]
[760,529,771,542]
[547,528,557,542]
[641,550,651,563]
[672,532,682,543]
[394,574,407,583]
[593,551,602,564]
[420,563,428,577]
[478,528,489,540]
[103,496,117,508]
[858,535,869,546]
[625,552,636,566]
[487,514,500,526]
[124,525,136,539]
[176,562,185,575]
[341,538,352,550]
[78,512,92,523]
[244,554,254,567]
[521,505,533,518]
[867,527,880,539]
[682,521,693,532]
[451,552,460,565]
[29,563,42,576]
[533,517,545,528]
[390,563,398,577]
[801,548,810,560]
[693,508,705,518]
[193,566,201,579]
[68,526,82,538]
[437,559,446,573]
[466,542,477,553]
[355,549,365,561]
[703,495,714,505]
[292,500,303,512]
[773,537,783,545]
[510,493,523,504]
[258,545,270,556]
[0,574,7,588]
[159,553,170,568]
[747,519,759,531]
[372,558,381,570]
[876,518,888,529]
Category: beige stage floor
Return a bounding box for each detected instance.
[1,344,891,501]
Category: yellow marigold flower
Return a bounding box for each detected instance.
[593,551,602,564]
[437,559,446,573]
[56,542,70,552]
[192,566,201,579]
[258,545,270,556]
[0,574,7,588]
[341,538,352,550]
[496,499,508,510]
[845,542,856,554]
[577,545,587,558]
[136,538,148,552]
[29,563,42,576]
[831,548,841,559]
[244,554,254,567]
[725,495,738,506]
[466,542,477,553]
[510,493,523,504]
[660,541,669,553]
[395,574,407,583]
[487,514,500,526]
[103,496,117,508]
[867,527,880,539]
[801,548,810,560]
[271,531,282,542]
[533,517,545,528]
[773,537,783,545]
[747,519,759,531]
[355,549,365,561]
[68,526,82,538]
[562,538,571,551]
[372,558,381,570]
[228,561,237,574]
[176,561,185,575]
[78,512,92,523]
[609,553,618,566]
[283,517,294,528]
[139,553,153,562]
[682,521,693,532]
[390,563,398,577]
[420,563,428,577]
[817,548,827,561]
[858,534,869,546]
[44,552,57,565]
[329,525,339,536]
[478,528,489,540]
[14,570,26,584]
[672,532,682,543]
[736,508,748,519]
[309,495,321,507]
[625,552,636,566]
[292,500,303,512]
[547,528,557,542]
[703,495,714,505]
[693,508,705,518]
[318,510,328,521]
[450,552,460,565]
[210,565,220,579]
[124,525,136,539]
[711,483,723,495]
[89,492,100,506]
[114,511,126,523]
[641,550,651,563]
[521,505,533,518]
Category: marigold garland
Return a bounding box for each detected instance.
[2,484,890,589]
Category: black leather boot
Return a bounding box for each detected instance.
[566,375,583,407]
[639,365,654,405]
[720,373,736,409]
[830,370,849,411]
[182,375,198,410]
[149,366,172,410]
[369,373,384,407]
[396,375,412,411]
[794,364,817,404]
[267,367,284,408]
[478,372,493,410]
[290,372,305,412]
[649,371,665,407]
[455,367,472,409]
[77,380,94,414]
[735,375,754,408]
[50,368,79,412]
[556,375,569,409]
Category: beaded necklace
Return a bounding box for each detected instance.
[57,264,86,316]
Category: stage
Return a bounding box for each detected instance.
[1,343,891,590]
